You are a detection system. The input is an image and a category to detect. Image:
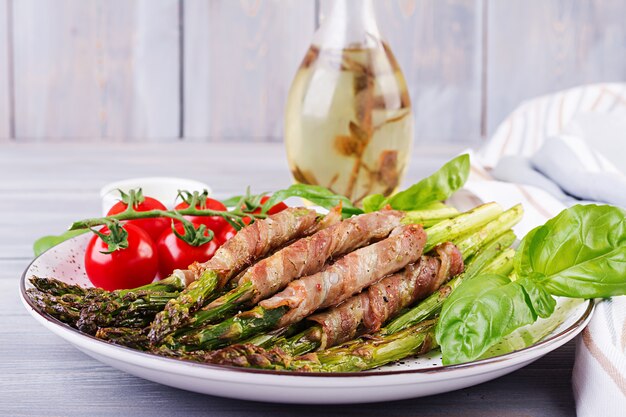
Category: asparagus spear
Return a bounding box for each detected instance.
[29,275,185,298]
[27,276,185,333]
[26,289,83,324]
[28,287,179,334]
[271,325,323,357]
[175,305,289,350]
[453,204,522,258]
[197,320,438,373]
[420,202,503,253]
[76,291,180,334]
[29,276,91,297]
[96,326,151,350]
[397,205,459,228]
[304,320,438,372]
[173,203,505,351]
[243,324,303,348]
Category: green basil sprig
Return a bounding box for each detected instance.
[33,229,89,256]
[437,204,626,365]
[362,154,470,212]
[515,204,626,298]
[264,184,362,217]
[224,184,362,218]
[436,274,555,364]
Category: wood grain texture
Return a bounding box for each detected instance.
[183,0,315,141]
[486,0,626,135]
[0,0,10,140]
[374,0,484,144]
[0,142,576,416]
[11,0,180,141]
[5,0,626,143]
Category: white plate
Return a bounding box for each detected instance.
[20,234,593,404]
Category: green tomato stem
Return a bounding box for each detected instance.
[69,206,267,231]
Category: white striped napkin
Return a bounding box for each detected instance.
[573,298,626,417]
[479,83,626,170]
[459,83,626,416]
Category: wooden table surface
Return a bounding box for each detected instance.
[0,142,576,417]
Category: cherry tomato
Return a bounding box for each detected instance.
[84,224,158,291]
[156,223,222,278]
[175,197,228,234]
[107,196,168,243]
[255,196,288,215]
[219,196,288,241]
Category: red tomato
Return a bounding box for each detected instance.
[156,223,222,278]
[84,224,158,291]
[219,196,288,241]
[107,196,168,243]
[255,196,288,215]
[175,197,228,234]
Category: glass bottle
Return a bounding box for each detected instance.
[284,0,414,204]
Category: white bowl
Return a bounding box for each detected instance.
[100,177,210,214]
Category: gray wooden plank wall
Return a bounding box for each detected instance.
[486,0,626,134]
[0,0,10,140]
[0,0,625,143]
[10,0,180,140]
[183,0,316,141]
[375,0,483,144]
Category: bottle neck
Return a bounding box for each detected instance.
[315,0,381,49]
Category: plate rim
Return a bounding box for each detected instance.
[20,234,595,379]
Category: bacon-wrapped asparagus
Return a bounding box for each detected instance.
[295,242,463,352]
[149,207,337,344]
[192,205,520,366]
[186,210,405,327]
[260,224,426,325]
[194,237,518,372]
[176,224,427,350]
[174,203,505,351]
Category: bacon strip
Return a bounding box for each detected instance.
[180,207,328,289]
[308,242,464,349]
[212,210,404,306]
[259,224,427,328]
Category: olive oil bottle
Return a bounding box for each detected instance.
[285,0,413,204]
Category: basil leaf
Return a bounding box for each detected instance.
[480,298,582,360]
[33,229,89,257]
[362,194,386,213]
[516,204,626,299]
[364,154,470,212]
[264,184,363,218]
[513,225,540,279]
[519,277,557,318]
[436,273,555,364]
[387,153,469,210]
